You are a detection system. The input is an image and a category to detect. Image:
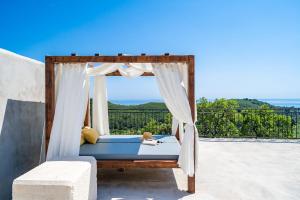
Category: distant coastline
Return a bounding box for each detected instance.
[109,98,300,108]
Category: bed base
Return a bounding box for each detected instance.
[97,160,179,169]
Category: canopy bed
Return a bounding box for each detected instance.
[45,54,197,193]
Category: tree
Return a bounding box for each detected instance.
[197,98,241,137]
[197,98,295,138]
[141,113,172,134]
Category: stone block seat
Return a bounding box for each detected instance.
[13,156,97,200]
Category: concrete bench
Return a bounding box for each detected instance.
[13,157,97,200]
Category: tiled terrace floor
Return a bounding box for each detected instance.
[98,139,300,200]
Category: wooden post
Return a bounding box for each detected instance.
[187,56,196,193]
[84,96,90,126]
[45,57,55,153]
[175,128,180,141]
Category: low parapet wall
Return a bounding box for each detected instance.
[0,49,45,199]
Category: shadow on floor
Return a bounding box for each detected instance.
[97,168,190,200]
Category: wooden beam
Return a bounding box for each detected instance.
[97,160,179,169]
[187,56,196,193]
[45,58,55,153]
[45,55,193,63]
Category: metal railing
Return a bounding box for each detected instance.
[106,108,300,138]
[196,108,300,139]
[108,109,171,135]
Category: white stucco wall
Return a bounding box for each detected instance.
[0,48,45,133]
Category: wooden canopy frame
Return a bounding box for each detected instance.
[45,54,196,193]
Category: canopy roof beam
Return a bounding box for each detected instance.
[45,55,194,64]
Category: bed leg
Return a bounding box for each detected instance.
[188,175,195,193]
[117,168,125,172]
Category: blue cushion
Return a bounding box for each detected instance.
[80,135,180,160]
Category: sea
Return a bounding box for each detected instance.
[110,99,300,108]
[258,99,300,108]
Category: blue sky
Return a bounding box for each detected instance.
[1,0,300,100]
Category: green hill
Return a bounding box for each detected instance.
[232,98,275,109]
[105,98,276,110]
[108,101,167,109]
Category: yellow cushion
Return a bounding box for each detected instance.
[80,134,85,145]
[82,127,99,144]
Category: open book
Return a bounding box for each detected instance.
[142,139,158,146]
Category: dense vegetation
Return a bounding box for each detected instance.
[196,98,297,138]
[90,98,299,138]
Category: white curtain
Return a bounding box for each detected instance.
[87,63,152,78]
[153,63,197,176]
[87,62,153,135]
[46,63,89,160]
[171,65,188,140]
[55,63,63,102]
[93,76,110,135]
